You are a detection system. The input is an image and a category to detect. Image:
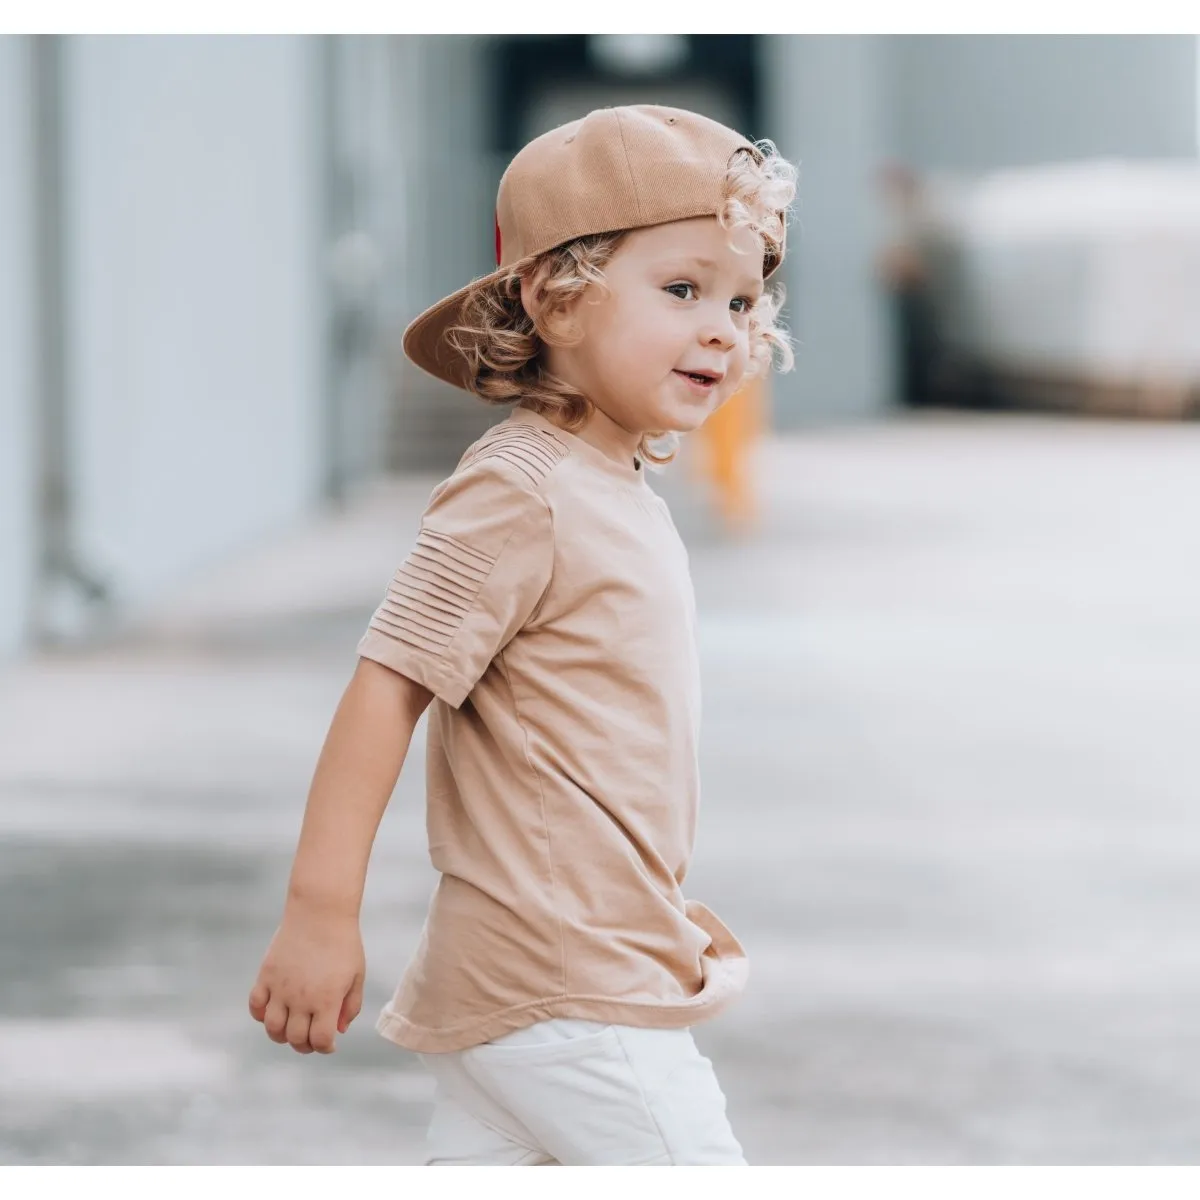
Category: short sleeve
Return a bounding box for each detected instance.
[356,456,554,707]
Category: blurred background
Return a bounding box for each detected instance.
[2,33,1200,1165]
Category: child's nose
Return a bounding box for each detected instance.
[699,311,737,348]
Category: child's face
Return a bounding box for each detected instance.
[552,217,765,436]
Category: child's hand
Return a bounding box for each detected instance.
[247,906,365,1055]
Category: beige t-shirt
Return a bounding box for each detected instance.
[356,404,748,1053]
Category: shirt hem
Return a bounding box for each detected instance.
[374,959,749,1054]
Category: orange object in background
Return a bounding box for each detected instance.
[693,374,767,533]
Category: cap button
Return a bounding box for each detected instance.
[565,134,575,143]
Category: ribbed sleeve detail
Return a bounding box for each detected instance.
[367,528,495,653]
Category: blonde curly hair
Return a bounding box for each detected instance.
[445,139,798,466]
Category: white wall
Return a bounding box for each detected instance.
[891,35,1198,171]
[0,37,37,658]
[763,35,897,427]
[61,35,327,623]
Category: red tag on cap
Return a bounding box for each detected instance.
[494,212,502,267]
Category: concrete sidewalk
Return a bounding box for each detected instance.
[3,411,1200,1164]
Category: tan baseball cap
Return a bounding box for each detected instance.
[402,103,787,391]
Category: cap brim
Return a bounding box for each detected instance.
[401,264,511,393]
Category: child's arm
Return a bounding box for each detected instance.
[247,657,433,1055]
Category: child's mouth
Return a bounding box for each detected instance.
[674,370,718,392]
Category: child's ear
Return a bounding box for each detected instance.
[520,269,581,344]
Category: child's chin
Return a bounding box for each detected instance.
[670,407,716,433]
[656,400,715,431]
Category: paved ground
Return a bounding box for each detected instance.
[2,410,1199,1164]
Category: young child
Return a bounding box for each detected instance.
[248,103,797,1166]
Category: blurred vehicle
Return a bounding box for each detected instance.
[879,159,1200,419]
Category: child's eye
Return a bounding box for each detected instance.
[730,296,754,315]
[665,282,696,300]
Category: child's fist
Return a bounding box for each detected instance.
[248,910,365,1055]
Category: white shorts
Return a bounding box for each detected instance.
[416,1017,748,1166]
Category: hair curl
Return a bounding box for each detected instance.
[445,139,798,467]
